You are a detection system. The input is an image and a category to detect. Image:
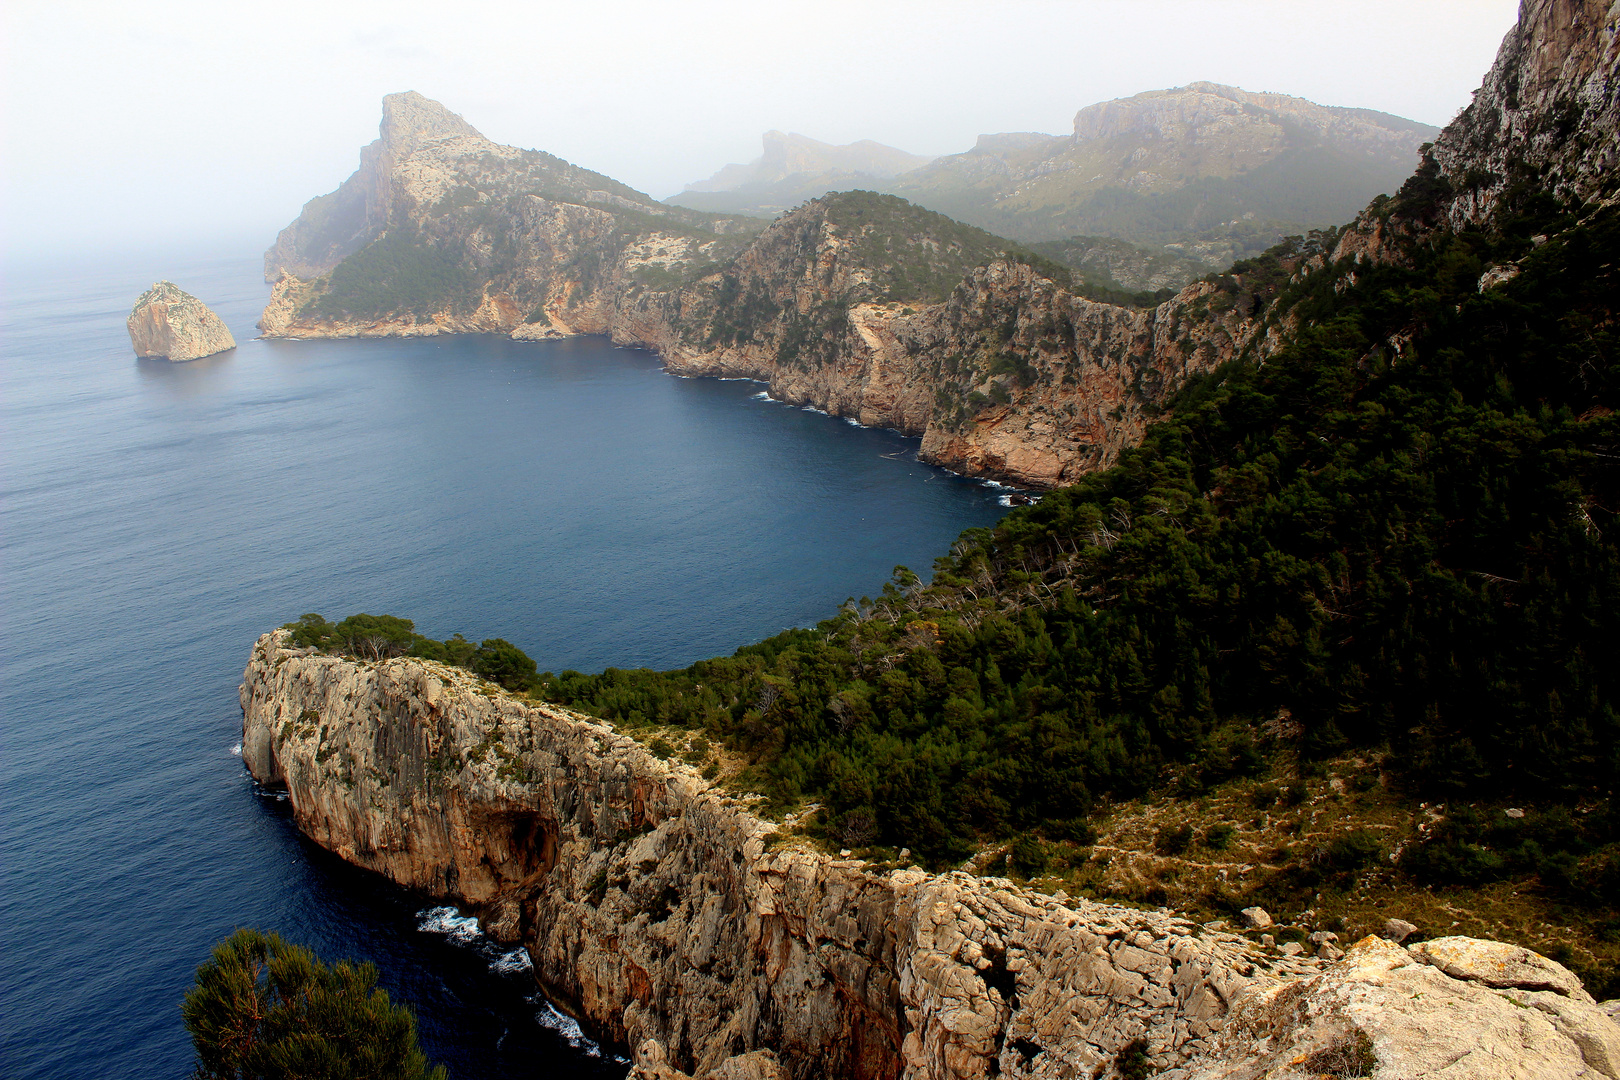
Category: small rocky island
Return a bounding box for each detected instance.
[127,281,236,361]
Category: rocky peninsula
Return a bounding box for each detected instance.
[127,281,236,362]
[256,97,1263,488]
[240,631,1620,1080]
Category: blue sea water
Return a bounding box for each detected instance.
[0,252,1010,1078]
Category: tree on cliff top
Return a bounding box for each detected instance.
[182,928,445,1080]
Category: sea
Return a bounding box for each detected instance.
[0,250,1012,1079]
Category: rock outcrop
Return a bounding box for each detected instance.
[126,281,236,362]
[1425,0,1619,231]
[240,631,1620,1080]
[1333,0,1619,265]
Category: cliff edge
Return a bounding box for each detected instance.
[240,631,1620,1080]
[127,281,236,362]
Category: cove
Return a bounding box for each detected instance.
[0,252,1008,1079]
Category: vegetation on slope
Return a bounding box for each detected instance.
[283,613,537,692]
[304,225,481,321]
[819,191,1019,304]
[537,196,1617,988]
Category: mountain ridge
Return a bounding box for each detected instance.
[666,80,1440,273]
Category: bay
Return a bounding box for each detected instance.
[0,252,1009,1078]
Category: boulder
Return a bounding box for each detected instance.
[1383,917,1419,943]
[1190,936,1620,1080]
[629,1041,788,1080]
[1409,937,1592,999]
[127,281,235,362]
[1238,906,1272,929]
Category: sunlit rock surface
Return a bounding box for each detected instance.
[126,281,235,362]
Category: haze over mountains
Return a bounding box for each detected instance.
[670,82,1439,287]
[676,130,935,212]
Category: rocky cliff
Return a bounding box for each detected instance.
[644,215,1260,487]
[241,631,1620,1080]
[1426,0,1618,231]
[1333,0,1618,264]
[127,281,236,362]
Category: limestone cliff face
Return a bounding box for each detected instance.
[127,281,236,362]
[258,91,757,343]
[1333,0,1618,265]
[649,224,1259,488]
[240,631,1620,1080]
[1427,0,1619,230]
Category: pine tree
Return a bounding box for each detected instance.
[181,928,446,1080]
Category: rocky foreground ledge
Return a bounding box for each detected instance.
[240,630,1620,1079]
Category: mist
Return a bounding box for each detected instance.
[2,0,1517,262]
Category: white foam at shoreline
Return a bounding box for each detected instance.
[535,1000,606,1057]
[417,905,482,944]
[491,947,532,974]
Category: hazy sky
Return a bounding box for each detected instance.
[3,0,1518,261]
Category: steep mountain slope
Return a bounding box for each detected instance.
[261,92,765,337]
[1026,235,1207,294]
[636,190,1260,487]
[1335,0,1618,261]
[543,0,1620,996]
[671,130,934,216]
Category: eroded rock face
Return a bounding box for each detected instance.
[240,632,1619,1080]
[642,217,1259,488]
[1428,0,1619,230]
[1333,0,1619,264]
[126,281,236,362]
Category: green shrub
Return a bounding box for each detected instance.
[1009,834,1049,878]
[1156,824,1195,856]
[472,638,537,691]
[282,615,536,691]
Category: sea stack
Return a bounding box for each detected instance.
[127,281,236,361]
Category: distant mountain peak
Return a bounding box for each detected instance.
[680,132,934,197]
[379,91,483,156]
[1071,82,1432,148]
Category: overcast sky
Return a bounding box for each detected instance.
[3,0,1519,262]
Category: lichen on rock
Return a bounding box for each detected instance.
[127,281,236,362]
